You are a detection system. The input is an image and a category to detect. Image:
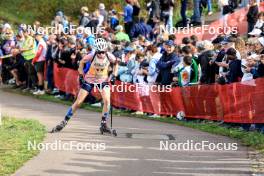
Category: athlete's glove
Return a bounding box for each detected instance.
[110,75,116,85]
[79,74,85,85]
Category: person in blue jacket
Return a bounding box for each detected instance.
[156,40,180,85]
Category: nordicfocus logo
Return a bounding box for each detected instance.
[28,140,106,151]
[94,38,108,51]
[160,140,238,151]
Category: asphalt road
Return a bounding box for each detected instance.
[0,89,254,176]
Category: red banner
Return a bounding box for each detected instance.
[53,65,264,123]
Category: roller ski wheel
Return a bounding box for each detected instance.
[112,129,117,137]
[99,126,104,135]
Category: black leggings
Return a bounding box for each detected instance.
[24,60,37,88]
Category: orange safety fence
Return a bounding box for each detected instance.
[53,64,264,123]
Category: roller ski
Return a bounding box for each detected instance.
[99,120,117,136]
[50,120,68,133]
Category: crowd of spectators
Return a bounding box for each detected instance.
[0,0,264,131]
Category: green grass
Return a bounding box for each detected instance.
[2,87,264,153]
[0,116,46,176]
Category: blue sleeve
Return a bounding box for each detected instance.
[250,68,258,78]
[157,54,180,70]
[157,59,174,70]
[148,59,157,76]
[124,6,128,19]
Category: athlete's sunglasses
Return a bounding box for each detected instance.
[98,51,105,54]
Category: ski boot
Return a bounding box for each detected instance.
[50,120,68,133]
[99,121,117,136]
[100,120,111,134]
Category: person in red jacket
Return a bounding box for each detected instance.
[32,33,47,95]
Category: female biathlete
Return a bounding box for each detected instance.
[51,40,118,133]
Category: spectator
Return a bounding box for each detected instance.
[217,48,243,83]
[247,0,259,33]
[1,28,16,83]
[121,0,134,38]
[9,49,26,88]
[20,29,37,91]
[130,17,153,40]
[255,36,264,54]
[156,40,180,85]
[115,25,130,42]
[133,51,147,83]
[32,33,47,95]
[176,0,188,27]
[55,11,69,32]
[207,0,213,15]
[45,35,57,93]
[254,12,264,31]
[219,0,233,27]
[132,0,141,20]
[118,46,136,82]
[172,56,193,87]
[198,47,217,84]
[98,3,108,23]
[109,10,119,30]
[191,0,202,26]
[159,0,174,28]
[168,0,175,33]
[146,45,162,84]
[87,11,100,28]
[221,36,242,60]
[146,0,160,28]
[177,45,199,84]
[79,6,90,27]
[251,55,264,78]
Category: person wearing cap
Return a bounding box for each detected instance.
[79,6,90,27]
[221,36,242,60]
[51,38,119,134]
[156,40,180,85]
[32,33,47,95]
[115,25,130,42]
[216,48,243,83]
[118,46,136,82]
